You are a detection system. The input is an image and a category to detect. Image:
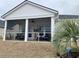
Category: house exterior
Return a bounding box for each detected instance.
[1,0,58,42]
[1,0,79,42]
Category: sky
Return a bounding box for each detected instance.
[0,0,79,17]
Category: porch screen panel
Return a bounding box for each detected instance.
[6,20,25,40]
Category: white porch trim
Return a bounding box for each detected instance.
[25,19,28,42]
[3,20,7,41]
[5,14,54,20]
[51,17,55,42]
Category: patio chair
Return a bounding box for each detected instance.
[36,33,51,41]
[15,33,25,40]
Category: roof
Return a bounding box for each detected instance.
[1,0,58,18]
[59,15,79,19]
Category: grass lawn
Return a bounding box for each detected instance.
[0,40,57,58]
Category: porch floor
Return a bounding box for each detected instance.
[0,40,57,58]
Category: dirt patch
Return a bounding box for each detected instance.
[0,41,57,58]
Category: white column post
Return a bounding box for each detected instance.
[51,17,55,42]
[25,19,28,42]
[3,20,7,41]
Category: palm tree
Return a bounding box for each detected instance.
[53,20,79,56]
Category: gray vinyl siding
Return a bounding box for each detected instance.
[59,15,79,21]
[0,20,4,39]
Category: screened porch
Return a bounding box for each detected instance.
[5,17,51,41]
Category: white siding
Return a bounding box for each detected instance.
[5,4,54,20]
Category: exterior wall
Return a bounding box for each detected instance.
[58,15,79,21]
[5,4,54,20]
[0,28,4,39]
